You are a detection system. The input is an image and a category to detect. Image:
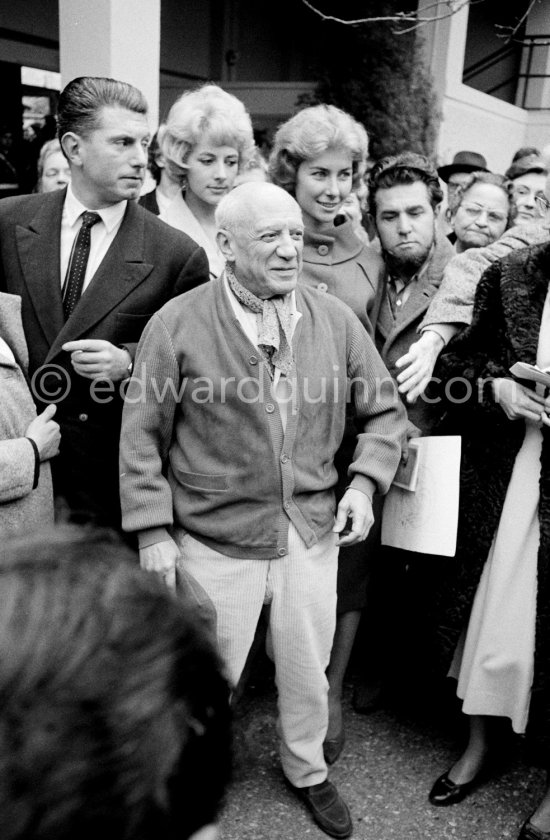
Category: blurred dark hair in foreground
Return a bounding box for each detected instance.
[0,524,231,840]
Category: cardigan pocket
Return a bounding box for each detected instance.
[176,470,230,493]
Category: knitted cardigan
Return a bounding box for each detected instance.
[120,277,406,559]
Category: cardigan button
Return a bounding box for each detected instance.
[317,244,329,256]
[249,355,258,365]
[317,283,328,292]
[284,499,291,509]
[280,453,290,463]
[265,403,275,413]
[277,548,287,556]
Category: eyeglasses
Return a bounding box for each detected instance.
[535,194,550,214]
[458,203,508,225]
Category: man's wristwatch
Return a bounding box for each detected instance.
[119,345,134,379]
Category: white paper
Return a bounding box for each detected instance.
[509,361,550,388]
[381,436,461,557]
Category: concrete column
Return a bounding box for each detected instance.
[418,0,469,98]
[58,0,161,130]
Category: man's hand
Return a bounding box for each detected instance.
[333,488,374,546]
[493,378,550,424]
[62,339,132,382]
[395,331,445,403]
[140,538,180,590]
[25,404,61,461]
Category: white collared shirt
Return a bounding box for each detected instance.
[0,335,15,364]
[60,185,128,293]
[223,273,302,431]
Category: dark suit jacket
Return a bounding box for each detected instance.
[0,189,209,527]
[368,234,455,433]
[138,188,160,216]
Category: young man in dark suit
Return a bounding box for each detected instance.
[0,76,209,530]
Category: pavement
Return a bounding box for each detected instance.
[218,655,546,840]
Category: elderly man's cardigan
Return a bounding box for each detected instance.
[120,277,406,560]
[433,241,550,762]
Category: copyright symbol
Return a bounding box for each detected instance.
[31,364,71,403]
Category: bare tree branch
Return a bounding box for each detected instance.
[495,0,541,42]
[300,0,472,33]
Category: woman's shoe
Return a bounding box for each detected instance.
[518,818,550,839]
[428,770,480,806]
[323,729,346,765]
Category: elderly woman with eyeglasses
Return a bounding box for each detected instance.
[449,171,512,254]
[159,84,255,279]
[268,104,380,766]
[505,152,548,226]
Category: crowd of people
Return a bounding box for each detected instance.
[1,73,550,840]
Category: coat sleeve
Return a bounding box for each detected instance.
[345,317,407,496]
[0,438,37,502]
[434,260,512,422]
[119,312,182,535]
[420,221,548,330]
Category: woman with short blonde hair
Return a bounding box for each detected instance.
[269,104,368,196]
[269,104,376,767]
[160,84,255,278]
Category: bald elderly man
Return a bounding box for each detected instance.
[120,182,406,839]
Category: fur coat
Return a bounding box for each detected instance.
[434,241,550,761]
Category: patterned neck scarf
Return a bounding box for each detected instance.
[226,263,294,377]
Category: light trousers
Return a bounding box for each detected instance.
[174,523,338,787]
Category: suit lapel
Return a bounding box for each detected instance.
[15,190,65,348]
[46,202,154,362]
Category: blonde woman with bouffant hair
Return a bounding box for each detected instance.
[160,84,255,278]
[269,104,378,767]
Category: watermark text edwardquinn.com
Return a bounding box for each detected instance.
[30,362,516,410]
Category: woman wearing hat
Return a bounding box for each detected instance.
[437,151,490,214]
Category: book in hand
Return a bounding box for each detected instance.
[391,440,420,491]
[510,361,550,388]
[381,436,461,557]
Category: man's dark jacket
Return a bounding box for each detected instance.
[0,188,208,527]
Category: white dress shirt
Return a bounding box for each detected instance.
[60,186,127,294]
[0,335,15,364]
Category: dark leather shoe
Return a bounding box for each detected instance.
[294,779,352,838]
[518,818,550,839]
[428,771,479,806]
[323,729,346,765]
